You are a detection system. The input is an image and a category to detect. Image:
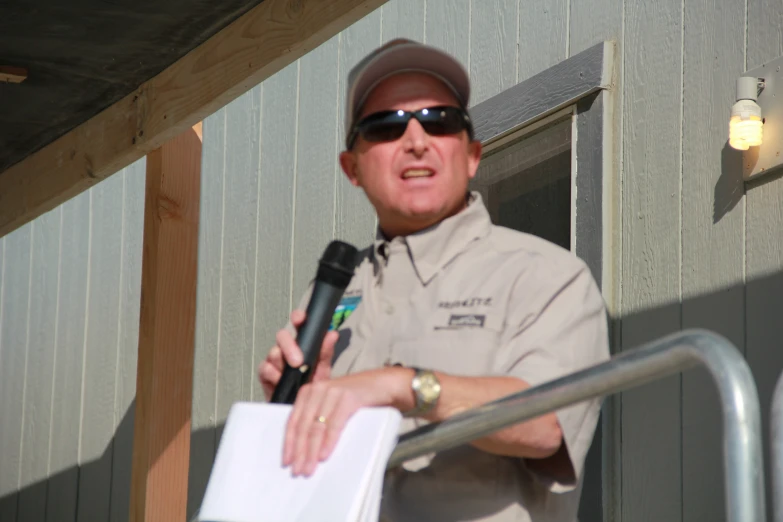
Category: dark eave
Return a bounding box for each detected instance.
[0,0,265,173]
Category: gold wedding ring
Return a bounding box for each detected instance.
[316,415,327,424]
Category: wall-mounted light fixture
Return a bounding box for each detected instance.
[729,76,764,151]
[736,54,783,181]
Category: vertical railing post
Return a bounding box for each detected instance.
[771,372,783,522]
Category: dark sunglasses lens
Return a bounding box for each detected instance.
[419,107,468,136]
[360,113,409,142]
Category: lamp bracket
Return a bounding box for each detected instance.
[742,56,783,181]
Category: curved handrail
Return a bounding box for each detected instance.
[388,328,766,522]
[772,372,783,522]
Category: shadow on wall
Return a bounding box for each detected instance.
[0,394,213,522]
[616,270,783,521]
[713,142,744,223]
[3,271,782,522]
[0,398,135,522]
[187,423,221,520]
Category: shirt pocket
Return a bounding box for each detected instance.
[389,326,501,377]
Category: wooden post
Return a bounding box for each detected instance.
[129,122,202,522]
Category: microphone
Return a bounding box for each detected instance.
[270,240,359,404]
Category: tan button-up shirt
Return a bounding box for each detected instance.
[292,192,610,522]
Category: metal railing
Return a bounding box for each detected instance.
[772,372,783,522]
[388,328,766,522]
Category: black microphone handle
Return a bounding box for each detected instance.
[269,279,347,404]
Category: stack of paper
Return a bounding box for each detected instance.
[196,402,403,522]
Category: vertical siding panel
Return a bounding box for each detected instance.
[425,0,470,68]
[214,86,261,430]
[516,0,568,81]
[0,237,7,521]
[335,11,382,247]
[746,1,783,517]
[18,210,61,522]
[0,224,32,522]
[110,161,145,522]
[569,0,622,55]
[188,109,226,520]
[681,1,746,520]
[381,0,425,42]
[77,173,124,522]
[253,63,298,402]
[468,0,517,105]
[46,194,90,522]
[621,1,684,522]
[291,37,340,301]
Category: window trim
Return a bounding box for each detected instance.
[469,40,615,291]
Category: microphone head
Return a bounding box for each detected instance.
[318,240,359,287]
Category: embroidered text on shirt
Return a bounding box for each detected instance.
[438,297,492,309]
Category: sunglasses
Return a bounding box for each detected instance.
[347,105,474,149]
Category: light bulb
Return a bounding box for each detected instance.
[729,99,763,151]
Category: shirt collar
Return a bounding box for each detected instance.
[372,191,492,285]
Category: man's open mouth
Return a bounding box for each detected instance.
[402,168,434,179]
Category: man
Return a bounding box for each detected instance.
[258,38,610,522]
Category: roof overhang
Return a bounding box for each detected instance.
[0,0,387,238]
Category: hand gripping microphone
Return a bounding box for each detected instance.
[270,240,359,404]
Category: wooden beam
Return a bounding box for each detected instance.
[129,122,202,522]
[0,0,387,238]
[0,66,27,83]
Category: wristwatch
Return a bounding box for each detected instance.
[406,367,441,417]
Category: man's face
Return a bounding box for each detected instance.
[339,72,482,238]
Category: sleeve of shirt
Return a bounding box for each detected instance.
[498,252,610,493]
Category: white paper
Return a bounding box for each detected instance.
[197,402,402,522]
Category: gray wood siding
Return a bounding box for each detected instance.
[0,224,31,522]
[188,104,227,520]
[215,85,261,435]
[746,1,783,519]
[469,0,517,105]
[0,163,144,522]
[336,9,382,247]
[17,207,59,522]
[621,1,684,521]
[680,2,746,522]
[47,195,90,522]
[292,37,341,302]
[2,1,783,521]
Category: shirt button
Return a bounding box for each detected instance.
[385,304,394,314]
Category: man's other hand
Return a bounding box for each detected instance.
[258,309,339,401]
[282,367,414,477]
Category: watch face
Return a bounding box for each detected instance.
[418,372,441,403]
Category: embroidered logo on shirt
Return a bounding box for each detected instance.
[448,314,486,327]
[434,314,487,330]
[329,295,361,331]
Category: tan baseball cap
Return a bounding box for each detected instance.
[344,38,471,148]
